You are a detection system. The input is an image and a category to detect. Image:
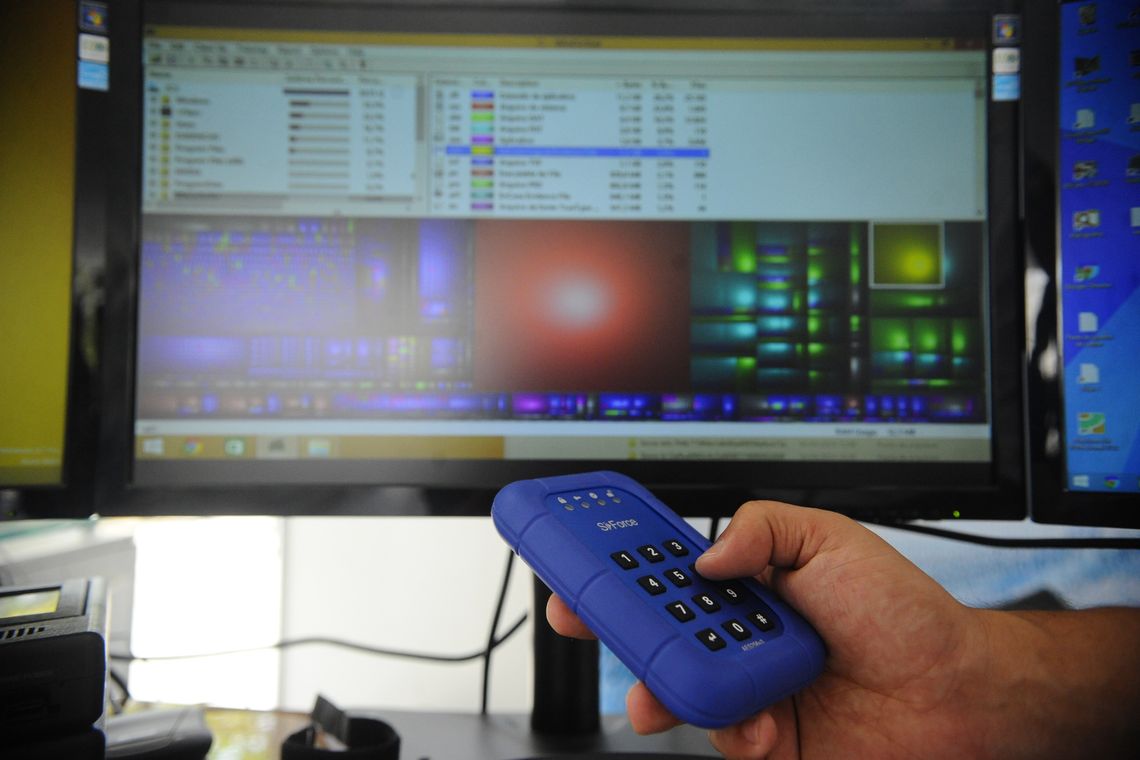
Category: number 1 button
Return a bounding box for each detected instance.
[611,551,639,570]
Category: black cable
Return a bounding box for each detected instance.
[108,614,528,664]
[871,521,1140,549]
[107,665,131,715]
[707,516,722,544]
[481,549,517,715]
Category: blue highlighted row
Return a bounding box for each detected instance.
[445,145,710,158]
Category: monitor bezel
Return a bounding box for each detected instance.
[93,0,1026,520]
[1022,0,1139,528]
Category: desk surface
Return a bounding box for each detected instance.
[204,708,716,760]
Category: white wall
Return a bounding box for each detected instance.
[277,516,534,714]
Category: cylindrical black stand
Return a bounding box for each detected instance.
[530,575,600,736]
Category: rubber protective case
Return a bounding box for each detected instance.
[492,470,826,728]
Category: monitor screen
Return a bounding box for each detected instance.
[0,3,74,488]
[1055,0,1139,495]
[96,0,1025,519]
[1024,0,1139,526]
[0,0,99,517]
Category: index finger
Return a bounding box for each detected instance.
[545,592,597,640]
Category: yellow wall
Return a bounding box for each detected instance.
[0,0,76,484]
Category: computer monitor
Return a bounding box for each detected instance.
[1023,0,1139,528]
[93,0,1026,520]
[0,0,100,519]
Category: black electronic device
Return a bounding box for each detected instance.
[0,577,108,738]
[89,0,1026,522]
[0,1,102,520]
[1022,0,1140,527]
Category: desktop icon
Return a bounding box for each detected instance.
[79,34,110,64]
[1073,209,1100,230]
[1074,56,1100,77]
[993,15,1020,44]
[1073,160,1098,180]
[223,438,246,457]
[1074,264,1099,282]
[1074,108,1096,129]
[993,48,1020,74]
[1072,474,1090,488]
[1077,4,1096,26]
[1077,412,1106,435]
[183,438,204,456]
[1130,103,1140,125]
[1104,476,1121,489]
[79,1,108,33]
[1078,363,1100,384]
[1129,154,1140,177]
[141,437,165,456]
[1131,207,1140,228]
[1078,311,1099,333]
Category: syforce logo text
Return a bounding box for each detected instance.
[597,518,639,531]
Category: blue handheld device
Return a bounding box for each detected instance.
[492,471,826,729]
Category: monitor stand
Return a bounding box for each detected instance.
[531,576,601,736]
[521,576,715,759]
[350,579,715,758]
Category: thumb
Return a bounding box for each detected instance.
[695,500,872,589]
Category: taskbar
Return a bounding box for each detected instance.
[132,429,992,464]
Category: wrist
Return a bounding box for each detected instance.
[954,608,1047,759]
[956,607,1140,760]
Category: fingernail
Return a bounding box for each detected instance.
[700,531,729,561]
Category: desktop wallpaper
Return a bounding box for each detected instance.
[0,0,75,485]
[1057,0,1140,492]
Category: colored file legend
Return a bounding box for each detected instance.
[471,89,494,211]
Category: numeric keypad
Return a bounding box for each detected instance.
[609,537,781,652]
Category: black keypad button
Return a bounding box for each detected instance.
[748,609,776,631]
[611,551,639,570]
[665,568,693,587]
[666,601,696,622]
[664,539,689,557]
[717,582,747,605]
[692,593,721,613]
[637,544,666,563]
[697,628,727,651]
[637,575,667,596]
[722,619,752,641]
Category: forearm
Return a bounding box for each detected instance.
[964,606,1140,759]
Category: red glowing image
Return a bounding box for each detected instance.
[473,220,691,393]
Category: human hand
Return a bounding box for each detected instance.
[547,500,988,759]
